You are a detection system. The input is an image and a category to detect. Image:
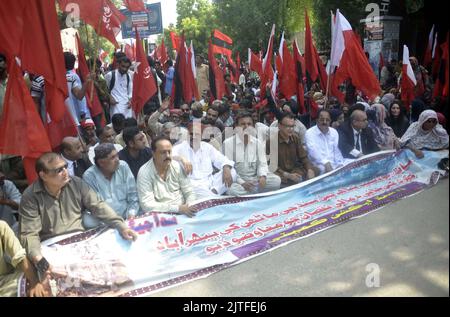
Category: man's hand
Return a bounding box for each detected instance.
[413,149,424,159]
[242,181,256,192]
[180,159,193,175]
[179,204,197,217]
[119,227,137,241]
[287,172,302,183]
[109,96,118,106]
[28,282,49,297]
[160,98,170,112]
[324,163,333,173]
[222,166,233,187]
[258,176,266,190]
[306,169,315,180]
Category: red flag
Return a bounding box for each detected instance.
[379,52,385,71]
[75,34,103,119]
[248,48,263,77]
[236,51,241,77]
[131,28,157,114]
[278,33,297,100]
[124,0,147,12]
[158,38,169,70]
[433,32,449,98]
[260,24,276,100]
[329,10,381,101]
[423,25,435,67]
[0,0,69,123]
[171,35,198,107]
[401,45,417,112]
[304,10,319,84]
[0,61,52,183]
[208,40,226,101]
[57,0,125,48]
[187,42,200,101]
[170,31,181,52]
[293,39,306,113]
[211,29,233,58]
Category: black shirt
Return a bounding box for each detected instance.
[118,147,153,179]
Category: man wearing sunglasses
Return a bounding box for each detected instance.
[19,152,137,282]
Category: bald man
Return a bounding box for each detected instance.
[337,109,380,159]
[60,136,92,178]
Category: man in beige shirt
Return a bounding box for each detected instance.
[137,136,197,217]
[195,55,210,98]
[19,153,137,279]
[223,111,281,195]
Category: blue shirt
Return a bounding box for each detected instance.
[83,161,140,218]
[164,66,175,95]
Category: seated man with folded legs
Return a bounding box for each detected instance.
[224,111,281,195]
[172,122,238,200]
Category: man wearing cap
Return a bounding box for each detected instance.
[60,136,92,178]
[19,152,137,280]
[83,144,139,227]
[147,98,188,142]
[80,118,98,149]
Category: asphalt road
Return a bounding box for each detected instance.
[151,177,449,297]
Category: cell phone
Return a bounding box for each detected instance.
[36,257,50,280]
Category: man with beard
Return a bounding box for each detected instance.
[137,136,197,217]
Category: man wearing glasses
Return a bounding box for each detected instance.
[273,113,319,186]
[19,152,137,282]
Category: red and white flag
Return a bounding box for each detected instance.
[329,9,381,101]
[278,32,297,100]
[401,45,417,111]
[260,24,275,100]
[423,25,435,67]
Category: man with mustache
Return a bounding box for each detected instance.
[137,137,197,217]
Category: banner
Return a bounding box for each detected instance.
[19,150,448,296]
[121,2,163,39]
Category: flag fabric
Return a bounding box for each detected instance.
[293,39,306,114]
[170,31,181,52]
[248,48,262,77]
[433,32,449,98]
[57,0,125,48]
[401,45,417,112]
[99,49,109,65]
[0,0,69,123]
[208,39,226,101]
[329,10,381,102]
[236,51,241,78]
[75,33,104,120]
[260,24,276,100]
[278,32,297,101]
[304,10,328,91]
[124,0,147,12]
[171,35,198,107]
[187,42,200,101]
[211,29,233,58]
[157,38,169,70]
[131,28,157,114]
[432,35,442,80]
[0,61,52,183]
[423,25,435,67]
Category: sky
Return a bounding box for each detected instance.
[148,0,178,28]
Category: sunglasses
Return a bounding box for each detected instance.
[45,163,68,175]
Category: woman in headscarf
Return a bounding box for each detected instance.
[381,93,395,110]
[368,104,400,150]
[400,109,449,158]
[385,99,410,138]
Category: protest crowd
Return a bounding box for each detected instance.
[0,0,448,296]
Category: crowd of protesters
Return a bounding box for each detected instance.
[0,39,448,296]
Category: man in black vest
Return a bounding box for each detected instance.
[60,136,92,178]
